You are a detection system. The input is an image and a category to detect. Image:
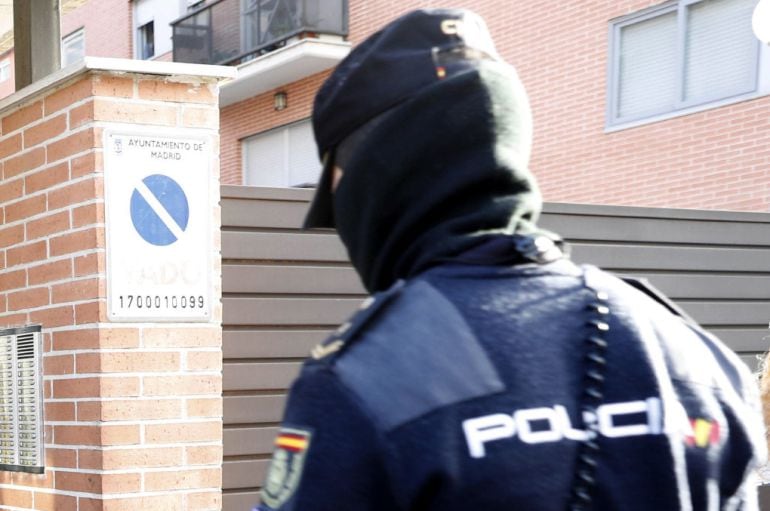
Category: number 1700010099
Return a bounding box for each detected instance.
[118,294,205,310]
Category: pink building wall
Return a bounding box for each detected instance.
[0,50,15,100]
[61,0,132,59]
[4,0,764,211]
[221,0,770,212]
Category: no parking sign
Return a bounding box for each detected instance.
[104,130,213,321]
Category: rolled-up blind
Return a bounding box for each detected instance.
[684,0,758,104]
[614,0,759,124]
[618,11,678,120]
[243,119,321,188]
[287,120,321,188]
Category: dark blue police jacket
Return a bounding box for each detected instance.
[256,247,766,510]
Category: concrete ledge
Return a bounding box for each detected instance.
[220,38,351,107]
[0,56,237,113]
[221,184,314,202]
[544,202,770,223]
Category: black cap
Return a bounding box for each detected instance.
[303,8,499,228]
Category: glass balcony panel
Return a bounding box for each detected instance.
[172,0,348,66]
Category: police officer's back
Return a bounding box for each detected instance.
[255,9,766,511]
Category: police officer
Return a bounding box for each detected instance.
[255,8,766,511]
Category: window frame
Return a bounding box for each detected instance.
[61,28,86,68]
[138,20,156,60]
[241,118,321,188]
[606,0,763,130]
[0,60,9,83]
[134,0,187,60]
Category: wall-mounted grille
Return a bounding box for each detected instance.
[0,326,44,474]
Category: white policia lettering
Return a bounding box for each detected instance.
[463,397,692,458]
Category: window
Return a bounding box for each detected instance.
[135,0,187,59]
[0,61,9,83]
[138,21,156,59]
[243,120,321,187]
[608,0,760,127]
[61,29,85,67]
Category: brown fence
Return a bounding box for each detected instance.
[220,185,770,510]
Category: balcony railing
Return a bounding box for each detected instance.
[172,0,348,66]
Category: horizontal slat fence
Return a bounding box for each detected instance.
[221,185,770,509]
[221,186,362,510]
[539,203,770,368]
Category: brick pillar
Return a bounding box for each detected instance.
[0,59,233,510]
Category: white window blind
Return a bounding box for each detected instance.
[62,29,85,68]
[243,120,321,187]
[610,0,760,126]
[287,121,321,187]
[684,0,758,103]
[618,11,678,119]
[0,61,9,83]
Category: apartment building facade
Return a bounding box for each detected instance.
[215,0,770,214]
[0,1,769,509]
[1,0,768,212]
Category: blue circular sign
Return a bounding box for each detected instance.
[130,174,190,246]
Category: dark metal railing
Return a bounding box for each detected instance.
[171,0,348,66]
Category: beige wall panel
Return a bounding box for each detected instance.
[224,427,280,456]
[224,330,329,359]
[223,264,364,294]
[222,231,348,262]
[223,297,363,325]
[224,362,302,391]
[223,396,286,425]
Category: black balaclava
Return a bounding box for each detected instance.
[333,61,544,293]
[305,9,547,293]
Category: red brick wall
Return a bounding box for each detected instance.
[0,67,224,510]
[503,0,770,211]
[62,0,133,59]
[220,0,770,212]
[220,72,326,185]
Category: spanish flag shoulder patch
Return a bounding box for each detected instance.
[275,431,311,453]
[260,427,313,509]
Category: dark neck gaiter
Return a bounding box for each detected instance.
[332,62,546,293]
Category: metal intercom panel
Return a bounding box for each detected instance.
[0,326,44,474]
